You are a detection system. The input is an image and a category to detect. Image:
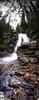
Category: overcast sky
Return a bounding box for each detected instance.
[0,3,21,29]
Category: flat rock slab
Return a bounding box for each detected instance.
[0,64,10,74]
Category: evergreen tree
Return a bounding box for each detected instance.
[16,24,21,33]
[21,11,27,33]
[0,0,39,41]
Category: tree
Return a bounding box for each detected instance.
[21,11,27,33]
[16,24,21,33]
[0,0,39,41]
[0,0,39,23]
[0,19,11,38]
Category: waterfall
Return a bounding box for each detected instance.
[0,33,29,64]
[14,33,29,52]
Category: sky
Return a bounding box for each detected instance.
[0,3,21,29]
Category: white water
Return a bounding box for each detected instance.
[0,33,29,64]
[15,33,29,52]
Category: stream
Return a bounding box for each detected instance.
[0,33,29,64]
[0,33,39,100]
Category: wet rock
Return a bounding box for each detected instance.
[0,92,10,100]
[15,71,24,76]
[2,74,11,89]
[6,31,18,53]
[24,72,30,81]
[9,75,34,89]
[9,76,21,88]
[0,92,5,98]
[36,87,39,99]
[0,51,10,57]
[35,51,39,60]
[14,88,27,100]
[21,57,29,64]
[17,40,39,66]
[10,71,15,76]
[29,64,39,73]
[29,57,38,64]
[0,74,11,92]
[18,55,29,65]
[38,78,39,82]
[30,74,38,83]
[4,89,14,97]
[0,74,15,97]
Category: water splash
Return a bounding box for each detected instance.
[0,52,17,64]
[0,33,29,64]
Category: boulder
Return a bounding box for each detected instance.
[14,88,27,100]
[0,92,10,100]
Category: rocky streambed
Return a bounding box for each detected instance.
[0,62,39,100]
[0,41,39,100]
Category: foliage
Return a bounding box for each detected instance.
[21,11,27,33]
[0,0,39,23]
[26,15,39,40]
[0,19,11,37]
[16,11,28,33]
[0,19,12,49]
[0,0,39,42]
[16,14,39,41]
[16,24,21,33]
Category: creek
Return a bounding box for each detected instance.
[0,33,29,64]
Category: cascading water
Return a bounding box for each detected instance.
[14,33,29,52]
[0,33,29,64]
